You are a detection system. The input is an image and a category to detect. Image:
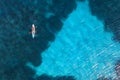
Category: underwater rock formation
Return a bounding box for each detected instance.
[0,0,77,80]
[115,60,120,79]
[89,0,120,42]
[36,74,76,80]
[96,60,120,80]
[89,0,120,79]
[1,65,35,80]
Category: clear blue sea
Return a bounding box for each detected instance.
[27,1,120,80]
[1,0,120,80]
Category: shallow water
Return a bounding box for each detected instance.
[28,1,120,80]
[1,0,120,80]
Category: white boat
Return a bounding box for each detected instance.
[31,24,36,38]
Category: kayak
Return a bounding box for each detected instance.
[31,24,36,38]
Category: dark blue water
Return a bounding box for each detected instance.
[0,0,120,80]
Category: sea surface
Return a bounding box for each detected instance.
[31,1,120,80]
[0,0,120,80]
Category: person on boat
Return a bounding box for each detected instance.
[31,24,36,38]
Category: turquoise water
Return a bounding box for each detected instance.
[27,1,120,80]
[1,0,120,80]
